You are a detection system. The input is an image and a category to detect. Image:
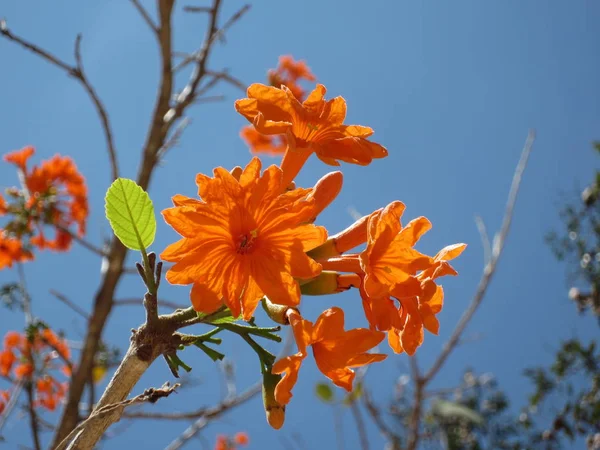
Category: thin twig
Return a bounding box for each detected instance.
[16,263,32,324]
[0,22,119,182]
[474,215,491,265]
[333,403,345,450]
[130,0,158,34]
[166,2,250,126]
[50,290,90,320]
[205,69,246,91]
[56,382,180,450]
[183,6,212,13]
[158,117,191,157]
[114,298,187,311]
[363,390,402,450]
[56,225,108,257]
[350,400,369,450]
[162,384,259,450]
[406,356,423,450]
[0,380,24,435]
[25,381,42,450]
[423,130,536,384]
[123,382,259,421]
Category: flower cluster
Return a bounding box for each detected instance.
[240,56,316,156]
[162,57,464,428]
[0,328,71,411]
[0,146,88,269]
[0,390,9,414]
[214,432,249,450]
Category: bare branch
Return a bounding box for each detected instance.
[56,382,180,450]
[163,384,260,450]
[165,2,251,126]
[205,69,247,91]
[363,390,402,450]
[0,380,24,437]
[123,382,259,422]
[474,215,491,265]
[130,0,158,34]
[350,400,369,450]
[50,290,90,320]
[25,381,42,450]
[404,355,424,449]
[423,130,536,384]
[114,298,187,311]
[0,22,120,182]
[183,6,213,13]
[56,225,108,258]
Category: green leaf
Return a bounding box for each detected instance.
[315,382,335,403]
[431,400,484,426]
[105,178,156,251]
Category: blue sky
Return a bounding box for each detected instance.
[1,0,599,448]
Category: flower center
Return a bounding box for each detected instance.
[236,229,258,255]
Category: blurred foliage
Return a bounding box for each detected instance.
[522,339,600,449]
[546,142,600,320]
[0,282,23,311]
[386,370,530,449]
[366,143,600,449]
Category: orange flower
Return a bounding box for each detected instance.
[27,154,89,237]
[0,349,15,376]
[36,376,67,411]
[0,390,9,414]
[214,435,229,450]
[234,432,249,446]
[0,329,71,408]
[0,195,7,216]
[312,201,465,355]
[359,201,434,298]
[161,157,327,320]
[278,55,316,82]
[4,146,35,171]
[267,55,316,101]
[272,307,386,405]
[235,84,388,187]
[14,362,34,378]
[0,234,32,270]
[240,125,287,156]
[0,147,89,259]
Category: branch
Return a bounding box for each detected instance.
[73,34,120,182]
[363,390,402,450]
[205,69,247,91]
[406,356,424,450]
[163,384,260,450]
[114,298,187,311]
[350,400,369,450]
[52,0,177,442]
[123,382,259,421]
[56,381,180,450]
[130,0,158,34]
[423,130,536,383]
[50,290,90,320]
[165,2,250,126]
[0,21,120,182]
[25,380,42,450]
[56,225,108,258]
[0,380,24,437]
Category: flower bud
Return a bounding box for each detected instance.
[308,212,373,260]
[262,371,285,429]
[300,272,360,295]
[306,171,343,222]
[261,298,297,325]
